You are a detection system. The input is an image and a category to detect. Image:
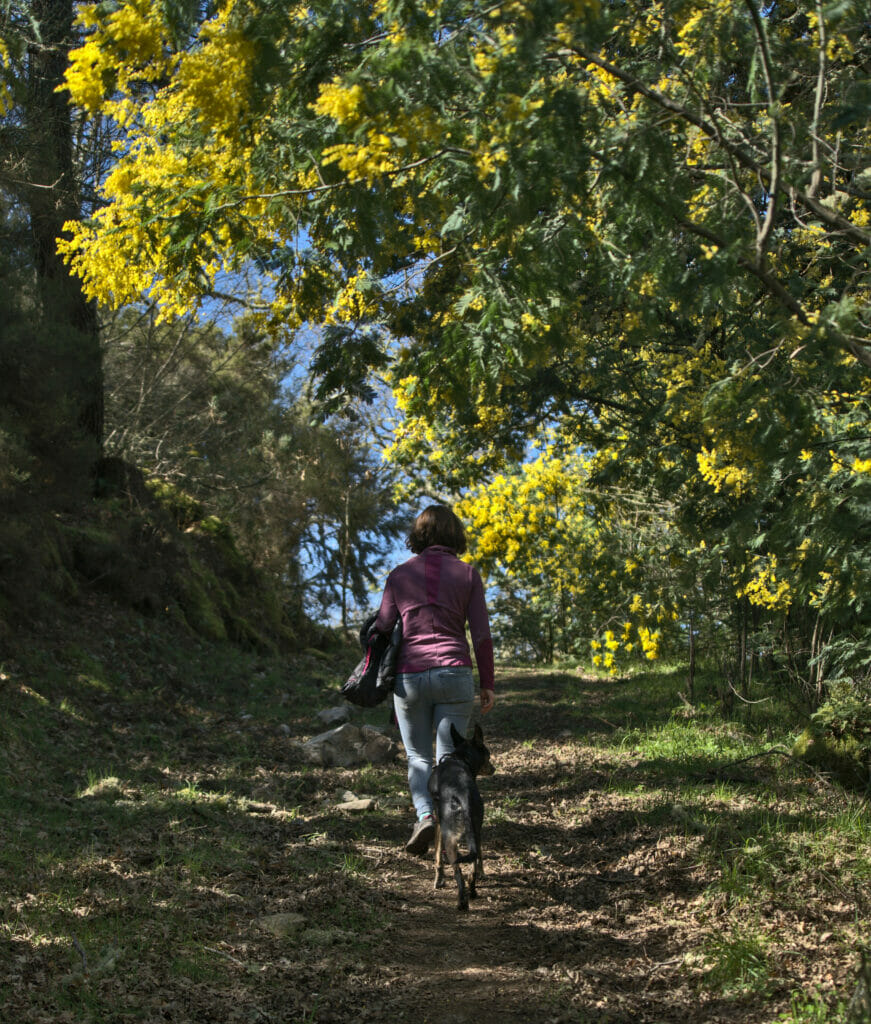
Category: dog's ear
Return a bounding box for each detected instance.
[450,722,464,745]
[473,723,484,743]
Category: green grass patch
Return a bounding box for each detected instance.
[0,602,362,1020]
[702,922,771,994]
[775,989,849,1023]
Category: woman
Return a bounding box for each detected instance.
[375,504,495,855]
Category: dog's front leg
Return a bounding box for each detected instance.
[433,823,446,890]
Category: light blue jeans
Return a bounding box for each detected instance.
[393,666,476,819]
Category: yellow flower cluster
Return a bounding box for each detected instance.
[697,445,753,497]
[326,273,375,325]
[675,0,738,60]
[315,76,448,185]
[810,569,835,609]
[583,55,621,106]
[473,48,498,77]
[323,134,398,181]
[312,81,365,124]
[637,626,660,660]
[393,375,418,415]
[58,0,289,319]
[475,142,509,181]
[0,38,13,115]
[176,19,256,135]
[740,555,792,611]
[590,618,656,674]
[457,448,589,575]
[806,9,856,60]
[65,0,169,113]
[628,2,663,47]
[453,437,687,676]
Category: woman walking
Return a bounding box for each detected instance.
[375,504,495,855]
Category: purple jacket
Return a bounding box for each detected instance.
[374,545,495,691]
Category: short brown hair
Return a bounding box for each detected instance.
[406,505,467,555]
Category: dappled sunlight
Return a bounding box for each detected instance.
[2,624,868,1023]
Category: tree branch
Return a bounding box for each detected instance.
[808,0,827,200]
[743,0,781,263]
[576,135,871,369]
[561,43,871,248]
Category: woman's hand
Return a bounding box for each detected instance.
[480,688,495,714]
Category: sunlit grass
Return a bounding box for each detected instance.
[554,660,871,972]
[702,922,771,994]
[340,852,367,876]
[775,989,849,1024]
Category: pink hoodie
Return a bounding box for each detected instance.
[374,545,495,690]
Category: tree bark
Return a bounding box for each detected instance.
[687,606,696,703]
[24,0,103,449]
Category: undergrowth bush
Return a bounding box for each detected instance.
[793,677,871,790]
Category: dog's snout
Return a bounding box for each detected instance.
[480,760,495,777]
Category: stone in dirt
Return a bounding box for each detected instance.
[317,706,351,727]
[337,798,375,812]
[297,723,399,767]
[303,927,355,947]
[257,913,306,937]
[359,724,400,763]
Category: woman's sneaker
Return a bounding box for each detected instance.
[405,814,435,855]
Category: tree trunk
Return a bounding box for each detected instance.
[340,487,351,633]
[25,0,103,450]
[687,606,696,703]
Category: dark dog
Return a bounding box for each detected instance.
[428,723,495,911]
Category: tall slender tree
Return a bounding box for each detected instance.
[2,0,102,465]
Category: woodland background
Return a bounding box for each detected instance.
[2,3,871,1022]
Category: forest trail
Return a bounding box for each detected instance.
[238,670,782,1024]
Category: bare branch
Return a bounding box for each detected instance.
[808,0,827,200]
[743,0,781,263]
[209,150,461,217]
